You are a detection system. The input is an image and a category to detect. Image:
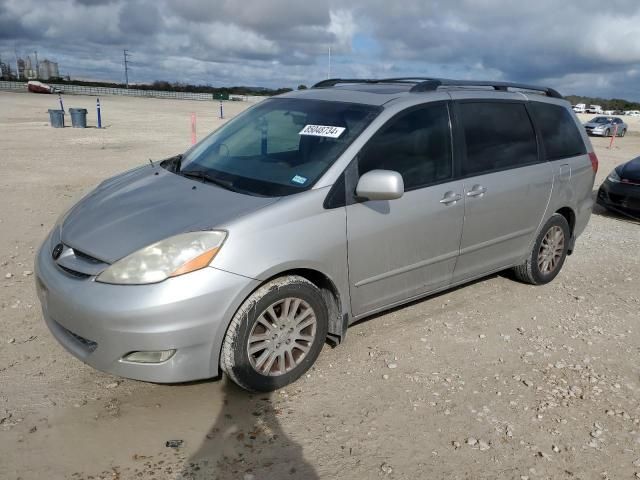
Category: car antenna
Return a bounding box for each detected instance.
[149,158,154,168]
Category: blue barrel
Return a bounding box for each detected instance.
[69,108,88,128]
[48,109,65,128]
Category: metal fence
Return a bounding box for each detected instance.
[0,81,216,101]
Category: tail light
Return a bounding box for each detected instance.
[588,151,599,174]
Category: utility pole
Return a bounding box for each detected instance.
[327,46,331,79]
[123,49,131,88]
[34,50,38,78]
[14,44,19,80]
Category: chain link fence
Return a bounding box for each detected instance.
[1,81,222,101]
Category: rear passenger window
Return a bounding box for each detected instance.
[459,102,538,176]
[529,103,587,160]
[358,103,452,190]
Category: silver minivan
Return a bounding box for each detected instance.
[35,78,597,391]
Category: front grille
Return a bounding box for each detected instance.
[57,321,98,353]
[58,265,91,279]
[72,248,103,264]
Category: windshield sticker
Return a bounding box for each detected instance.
[291,175,308,185]
[299,124,346,138]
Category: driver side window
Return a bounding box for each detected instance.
[358,103,453,191]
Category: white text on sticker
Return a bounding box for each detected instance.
[299,125,346,138]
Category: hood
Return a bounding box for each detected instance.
[584,122,610,128]
[619,156,640,183]
[60,165,279,263]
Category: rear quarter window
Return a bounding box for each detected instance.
[529,102,587,160]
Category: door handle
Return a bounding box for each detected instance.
[466,184,487,197]
[439,192,462,205]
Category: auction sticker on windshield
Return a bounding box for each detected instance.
[299,125,346,138]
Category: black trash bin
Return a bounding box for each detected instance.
[48,109,65,128]
[69,108,88,128]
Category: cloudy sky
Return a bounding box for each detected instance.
[2,0,640,99]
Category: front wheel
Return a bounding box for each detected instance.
[220,276,328,392]
[512,214,570,285]
[604,128,611,137]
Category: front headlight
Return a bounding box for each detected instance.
[607,169,621,183]
[96,231,227,285]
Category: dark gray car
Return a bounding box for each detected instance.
[35,78,596,391]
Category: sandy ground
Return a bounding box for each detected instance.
[0,91,639,480]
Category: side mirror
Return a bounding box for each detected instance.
[355,170,404,201]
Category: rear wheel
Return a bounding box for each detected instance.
[604,128,611,137]
[512,214,570,285]
[619,128,626,137]
[220,276,328,392]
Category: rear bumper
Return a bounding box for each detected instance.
[597,180,640,213]
[35,236,259,383]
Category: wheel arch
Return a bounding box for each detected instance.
[216,266,348,373]
[259,268,347,346]
[554,206,576,254]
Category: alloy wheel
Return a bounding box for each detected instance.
[247,297,317,376]
[537,226,565,274]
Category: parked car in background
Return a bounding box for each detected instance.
[625,110,640,117]
[583,116,627,137]
[598,156,640,217]
[35,77,597,392]
[573,104,586,113]
[586,105,603,114]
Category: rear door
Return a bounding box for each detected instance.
[451,99,553,282]
[346,102,465,316]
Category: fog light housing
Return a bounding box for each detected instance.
[122,349,176,364]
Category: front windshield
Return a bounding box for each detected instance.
[591,117,610,124]
[179,98,380,196]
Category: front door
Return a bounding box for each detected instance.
[346,102,465,317]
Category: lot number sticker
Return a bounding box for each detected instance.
[299,124,346,138]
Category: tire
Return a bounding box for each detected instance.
[604,129,610,137]
[512,214,570,285]
[220,275,328,392]
[619,129,626,137]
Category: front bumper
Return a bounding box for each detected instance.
[597,179,640,214]
[585,128,608,137]
[35,236,259,383]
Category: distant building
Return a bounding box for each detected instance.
[0,60,11,80]
[24,56,36,79]
[17,58,25,80]
[14,55,59,80]
[38,59,59,80]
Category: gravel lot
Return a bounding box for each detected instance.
[0,91,639,480]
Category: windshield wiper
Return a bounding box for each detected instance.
[180,170,239,193]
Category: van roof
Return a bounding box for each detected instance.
[280,78,563,107]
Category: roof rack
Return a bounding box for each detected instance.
[311,77,563,99]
